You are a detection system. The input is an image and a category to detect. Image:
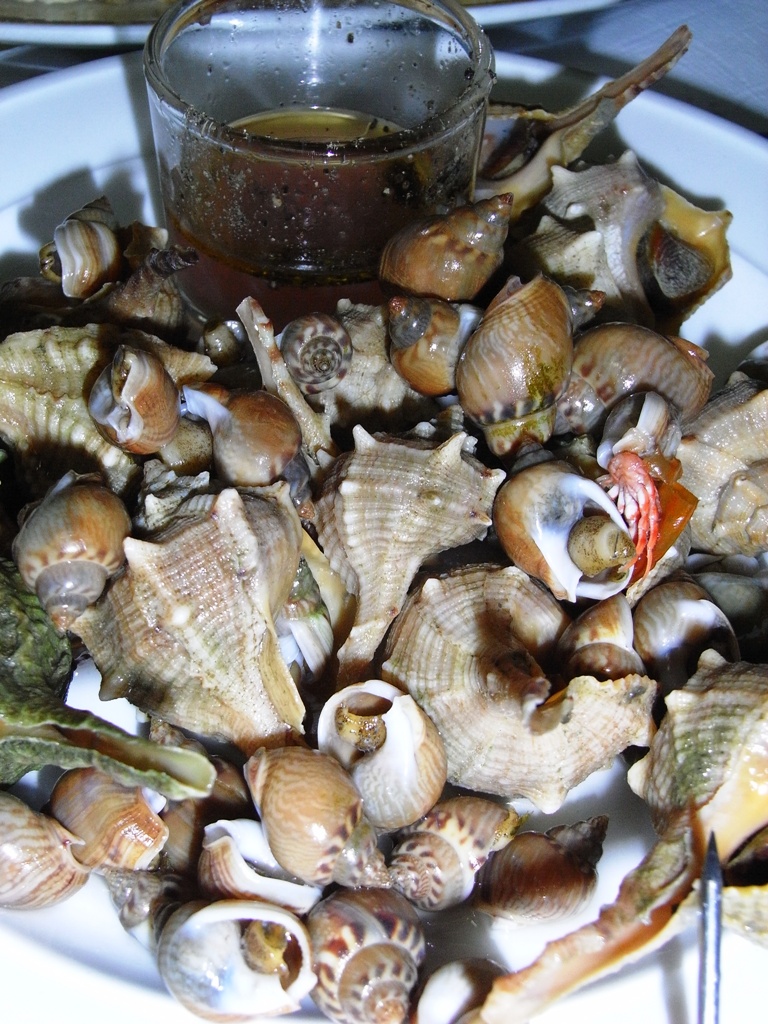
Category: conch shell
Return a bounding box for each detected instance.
[382,563,656,811]
[73,485,306,752]
[314,426,504,684]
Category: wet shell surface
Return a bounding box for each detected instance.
[156,898,317,1020]
[313,427,504,683]
[39,195,123,299]
[382,563,656,810]
[48,766,168,870]
[12,470,131,629]
[307,886,426,1024]
[387,297,480,397]
[455,275,575,458]
[378,194,514,302]
[316,679,447,831]
[279,312,353,394]
[474,816,608,922]
[0,791,90,909]
[72,486,306,753]
[388,795,520,911]
[244,745,390,889]
[493,458,635,603]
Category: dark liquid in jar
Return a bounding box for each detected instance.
[162,103,479,328]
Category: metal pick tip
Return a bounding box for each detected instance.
[698,831,723,1024]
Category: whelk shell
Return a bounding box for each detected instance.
[314,426,504,684]
[307,886,425,1024]
[0,791,90,909]
[73,485,306,752]
[382,563,656,810]
[245,745,390,889]
[316,679,447,831]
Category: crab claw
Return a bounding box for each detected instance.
[600,450,662,575]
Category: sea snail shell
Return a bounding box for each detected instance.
[316,679,447,831]
[48,767,168,871]
[456,275,576,459]
[0,792,90,910]
[307,887,426,1024]
[39,195,123,299]
[12,470,131,629]
[387,297,481,397]
[244,746,390,889]
[378,193,514,301]
[156,898,316,1020]
[182,383,303,488]
[89,344,181,454]
[279,312,353,394]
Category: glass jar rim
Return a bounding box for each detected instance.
[144,0,495,158]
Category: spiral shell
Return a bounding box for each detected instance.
[413,959,507,1024]
[493,458,635,603]
[316,679,447,831]
[307,887,425,1024]
[387,297,481,397]
[456,275,575,458]
[554,322,713,437]
[280,312,353,393]
[378,194,514,301]
[474,816,608,922]
[0,792,90,909]
[39,195,123,299]
[556,593,646,680]
[88,344,181,454]
[157,899,316,1020]
[48,767,169,870]
[12,470,131,629]
[183,383,303,488]
[245,745,390,888]
[388,795,520,911]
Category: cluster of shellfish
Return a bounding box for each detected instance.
[1,23,768,1024]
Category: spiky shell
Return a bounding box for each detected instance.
[0,322,214,498]
[382,563,657,811]
[628,649,768,860]
[314,427,504,683]
[72,485,305,753]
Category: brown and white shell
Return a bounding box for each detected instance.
[314,427,504,684]
[244,745,390,889]
[382,563,657,811]
[307,886,426,1024]
[72,484,306,753]
[388,795,520,911]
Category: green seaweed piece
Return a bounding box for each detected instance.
[0,557,215,799]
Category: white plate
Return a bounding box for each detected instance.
[0,0,622,45]
[0,0,168,46]
[0,49,767,1024]
[468,0,622,28]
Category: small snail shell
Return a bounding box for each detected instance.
[182,383,303,488]
[316,679,447,831]
[307,887,426,1024]
[12,471,131,629]
[157,899,317,1020]
[474,816,608,922]
[48,767,169,870]
[378,194,514,301]
[387,297,481,397]
[280,312,353,393]
[39,195,123,299]
[388,795,520,911]
[556,593,646,680]
[0,792,90,909]
[493,458,634,602]
[456,275,575,459]
[89,344,181,454]
[244,746,391,888]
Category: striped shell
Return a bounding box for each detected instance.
[314,427,504,684]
